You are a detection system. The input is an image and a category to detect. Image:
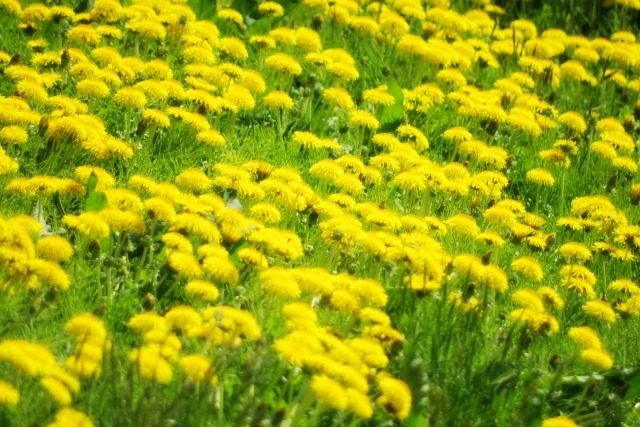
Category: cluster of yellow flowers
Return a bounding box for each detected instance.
[0,0,639,423]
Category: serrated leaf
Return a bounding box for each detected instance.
[379,76,404,132]
[85,172,107,212]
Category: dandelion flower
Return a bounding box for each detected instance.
[541,416,580,427]
[0,380,19,406]
[559,242,591,261]
[258,1,284,17]
[376,374,412,420]
[197,130,226,147]
[114,87,147,108]
[568,326,601,350]
[322,87,354,110]
[36,236,74,262]
[349,110,379,130]
[526,168,555,186]
[583,300,616,323]
[0,126,28,144]
[511,257,544,282]
[263,90,294,109]
[47,408,94,427]
[310,374,348,410]
[264,53,302,75]
[581,348,613,370]
[609,279,640,294]
[179,354,214,384]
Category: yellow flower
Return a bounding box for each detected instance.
[526,168,555,186]
[196,130,226,147]
[376,374,412,420]
[295,27,322,52]
[105,188,143,212]
[167,251,203,279]
[443,126,473,142]
[437,68,467,87]
[47,408,94,427]
[237,247,269,269]
[559,242,592,261]
[249,35,276,49]
[0,125,28,144]
[259,267,300,299]
[322,87,354,109]
[170,213,221,243]
[568,326,601,350]
[144,197,176,223]
[557,111,587,134]
[258,1,284,17]
[40,376,73,405]
[393,172,426,191]
[583,300,616,323]
[114,86,147,108]
[539,148,571,168]
[509,308,558,332]
[510,256,544,282]
[363,85,395,107]
[175,168,211,193]
[349,110,379,130]
[330,289,361,313]
[76,79,110,98]
[201,256,239,285]
[165,305,202,333]
[125,19,166,41]
[162,232,193,254]
[217,8,244,25]
[128,346,173,384]
[397,124,429,150]
[446,214,480,237]
[128,312,168,334]
[179,354,214,384]
[310,374,349,410]
[36,236,74,262]
[249,203,281,224]
[537,286,564,309]
[325,62,359,81]
[608,279,640,294]
[98,208,144,234]
[264,53,302,75]
[476,231,506,247]
[263,90,294,109]
[541,415,580,427]
[219,37,248,61]
[16,79,49,103]
[581,348,613,370]
[612,156,638,174]
[185,280,220,301]
[63,212,110,238]
[512,289,545,311]
[0,380,19,406]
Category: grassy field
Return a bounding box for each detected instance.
[0,0,639,425]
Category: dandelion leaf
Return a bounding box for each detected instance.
[85,172,107,212]
[379,77,404,132]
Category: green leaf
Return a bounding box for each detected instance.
[231,0,258,18]
[624,370,640,401]
[85,172,107,212]
[379,76,404,132]
[405,414,427,427]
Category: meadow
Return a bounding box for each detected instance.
[0,0,639,425]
